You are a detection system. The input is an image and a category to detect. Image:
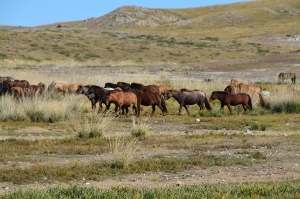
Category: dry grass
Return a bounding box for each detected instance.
[1,0,299,65]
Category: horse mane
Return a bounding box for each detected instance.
[131,82,143,86]
[215,91,229,94]
[180,88,200,92]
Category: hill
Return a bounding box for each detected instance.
[0,0,300,71]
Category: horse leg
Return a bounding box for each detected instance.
[197,101,204,110]
[178,104,183,115]
[227,105,233,115]
[243,104,248,111]
[98,100,103,113]
[150,105,156,117]
[157,103,165,116]
[183,105,190,115]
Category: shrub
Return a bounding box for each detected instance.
[109,137,139,169]
[70,112,113,138]
[131,117,149,140]
[0,94,80,122]
[271,100,300,114]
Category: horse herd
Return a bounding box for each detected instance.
[0,76,267,117]
[0,72,295,117]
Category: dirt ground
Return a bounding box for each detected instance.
[0,123,300,194]
[1,51,300,194]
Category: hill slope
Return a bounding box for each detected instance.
[1,0,300,69]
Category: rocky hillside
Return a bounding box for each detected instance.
[51,0,300,30]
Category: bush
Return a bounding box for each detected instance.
[0,94,80,122]
[109,137,139,169]
[271,100,300,114]
[131,117,149,140]
[70,112,113,138]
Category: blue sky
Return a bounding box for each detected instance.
[1,0,250,27]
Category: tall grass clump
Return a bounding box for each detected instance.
[0,93,81,122]
[109,137,139,169]
[131,117,149,140]
[270,100,300,114]
[70,111,114,138]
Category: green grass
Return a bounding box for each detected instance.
[2,180,300,199]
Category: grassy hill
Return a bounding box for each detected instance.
[0,0,300,69]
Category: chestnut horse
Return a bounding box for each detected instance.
[106,91,138,116]
[130,82,159,94]
[136,92,168,117]
[209,91,252,114]
[163,89,212,115]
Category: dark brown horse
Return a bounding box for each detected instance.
[105,91,138,116]
[136,92,168,117]
[209,91,252,114]
[130,82,159,94]
[163,89,212,115]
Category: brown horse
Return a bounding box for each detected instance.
[158,84,169,95]
[224,83,265,108]
[209,91,252,114]
[105,91,138,116]
[24,82,46,97]
[163,89,212,115]
[136,92,168,117]
[130,82,159,94]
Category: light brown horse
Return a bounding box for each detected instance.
[209,91,252,114]
[105,91,138,116]
[48,81,84,94]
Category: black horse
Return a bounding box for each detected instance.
[163,89,212,115]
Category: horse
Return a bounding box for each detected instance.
[48,81,83,94]
[10,86,25,101]
[209,91,252,114]
[163,89,212,115]
[104,82,131,92]
[81,85,111,112]
[158,84,169,95]
[0,76,14,83]
[224,83,265,107]
[278,72,296,83]
[130,82,160,94]
[230,79,248,85]
[105,91,138,116]
[136,92,168,117]
[117,81,131,87]
[3,80,30,95]
[24,82,46,97]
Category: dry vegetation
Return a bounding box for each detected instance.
[1,0,300,197]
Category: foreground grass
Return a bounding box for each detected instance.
[0,133,298,184]
[2,180,300,199]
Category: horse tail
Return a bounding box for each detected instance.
[160,95,168,113]
[258,93,266,108]
[204,97,212,110]
[248,95,253,110]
